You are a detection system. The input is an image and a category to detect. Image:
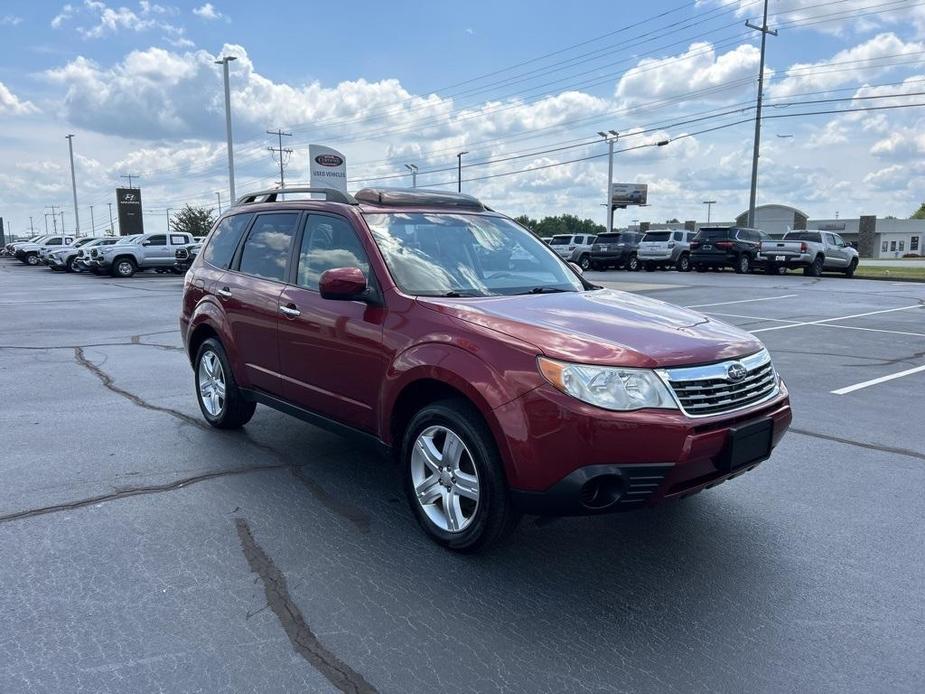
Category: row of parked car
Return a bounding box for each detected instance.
[544,226,860,277]
[2,232,204,277]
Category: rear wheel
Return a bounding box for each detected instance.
[734,254,751,274]
[578,254,591,271]
[65,256,78,273]
[694,263,706,272]
[625,254,640,272]
[402,399,519,552]
[644,261,656,272]
[804,256,824,277]
[676,254,691,272]
[844,258,858,278]
[194,338,256,429]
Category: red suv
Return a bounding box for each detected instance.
[180,187,792,551]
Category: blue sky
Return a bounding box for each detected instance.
[2,1,925,236]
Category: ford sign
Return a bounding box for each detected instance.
[315,154,344,167]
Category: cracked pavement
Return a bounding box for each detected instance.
[1,260,923,693]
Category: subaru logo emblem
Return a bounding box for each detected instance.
[727,362,747,382]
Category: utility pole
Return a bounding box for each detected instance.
[120,173,140,189]
[89,205,95,236]
[29,216,34,234]
[598,130,619,234]
[266,128,293,193]
[65,134,81,235]
[108,202,114,235]
[405,163,418,188]
[216,191,222,214]
[166,208,171,232]
[702,200,717,224]
[60,211,66,235]
[46,206,60,235]
[746,0,777,228]
[44,214,50,234]
[456,151,469,192]
[215,55,238,202]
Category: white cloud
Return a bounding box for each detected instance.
[615,42,763,106]
[51,1,183,39]
[1,15,23,26]
[0,81,38,115]
[193,3,223,21]
[769,33,925,98]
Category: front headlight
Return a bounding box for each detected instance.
[538,357,678,411]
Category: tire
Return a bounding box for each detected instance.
[589,261,600,271]
[194,337,256,429]
[25,253,39,266]
[401,399,520,552]
[644,261,656,272]
[734,254,751,274]
[803,256,823,277]
[625,254,640,272]
[111,257,136,278]
[694,263,706,273]
[65,256,78,273]
[844,258,858,278]
[676,254,691,272]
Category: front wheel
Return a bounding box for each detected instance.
[65,256,79,273]
[111,258,136,278]
[734,254,751,274]
[844,258,858,278]
[25,253,40,266]
[402,399,520,552]
[195,338,256,429]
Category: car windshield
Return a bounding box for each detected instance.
[549,235,571,245]
[364,212,584,297]
[784,232,822,242]
[643,232,671,242]
[696,228,730,240]
[115,235,141,245]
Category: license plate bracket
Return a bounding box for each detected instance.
[718,418,773,472]
[775,255,786,262]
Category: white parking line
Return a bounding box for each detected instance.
[832,364,925,395]
[685,294,798,309]
[750,304,924,333]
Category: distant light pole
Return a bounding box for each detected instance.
[702,200,717,223]
[405,163,418,188]
[29,216,34,234]
[108,202,114,235]
[89,205,95,237]
[166,208,171,232]
[215,55,238,202]
[456,151,468,192]
[65,134,81,236]
[598,130,618,234]
[216,191,222,214]
[43,214,50,234]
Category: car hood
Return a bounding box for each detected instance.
[417,288,763,368]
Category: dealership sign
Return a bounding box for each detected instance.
[116,187,144,236]
[309,144,347,194]
[611,183,648,207]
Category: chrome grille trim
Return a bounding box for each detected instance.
[657,349,779,417]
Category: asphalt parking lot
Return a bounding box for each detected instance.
[1,260,923,693]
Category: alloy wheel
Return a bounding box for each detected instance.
[198,350,226,417]
[410,425,480,533]
[117,261,133,276]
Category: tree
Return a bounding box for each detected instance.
[170,204,216,237]
[665,218,680,224]
[910,203,925,220]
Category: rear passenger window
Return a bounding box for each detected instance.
[673,232,683,241]
[170,234,187,245]
[296,215,370,290]
[146,235,166,246]
[204,214,253,269]
[238,213,299,282]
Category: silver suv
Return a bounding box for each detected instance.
[548,234,597,270]
[638,230,696,272]
[89,232,194,277]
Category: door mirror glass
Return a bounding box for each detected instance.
[319,267,367,300]
[568,261,584,276]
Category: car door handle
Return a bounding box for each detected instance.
[279,304,301,318]
[216,287,232,299]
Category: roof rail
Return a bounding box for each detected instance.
[234,187,357,206]
[354,187,486,211]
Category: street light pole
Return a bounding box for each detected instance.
[216,191,222,214]
[215,55,238,202]
[90,205,95,237]
[405,163,418,188]
[108,202,114,235]
[702,200,716,224]
[65,134,81,236]
[456,152,468,193]
[166,208,171,232]
[598,130,618,234]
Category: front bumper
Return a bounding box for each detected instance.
[496,382,792,515]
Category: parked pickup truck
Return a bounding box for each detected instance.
[89,232,194,277]
[14,235,75,265]
[759,230,859,277]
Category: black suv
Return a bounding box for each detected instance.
[589,231,644,271]
[690,226,769,274]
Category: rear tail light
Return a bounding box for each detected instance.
[715,241,734,250]
[568,245,576,250]
[691,240,701,249]
[800,242,808,252]
[667,241,676,248]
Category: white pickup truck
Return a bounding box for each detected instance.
[759,230,859,277]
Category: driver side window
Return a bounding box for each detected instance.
[296,215,370,291]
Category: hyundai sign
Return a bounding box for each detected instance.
[611,183,648,207]
[309,144,347,194]
[116,188,144,236]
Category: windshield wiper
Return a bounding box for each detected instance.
[521,286,572,295]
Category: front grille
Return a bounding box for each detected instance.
[176,248,189,260]
[662,350,778,416]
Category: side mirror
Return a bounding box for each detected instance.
[319,267,368,300]
[568,261,584,276]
